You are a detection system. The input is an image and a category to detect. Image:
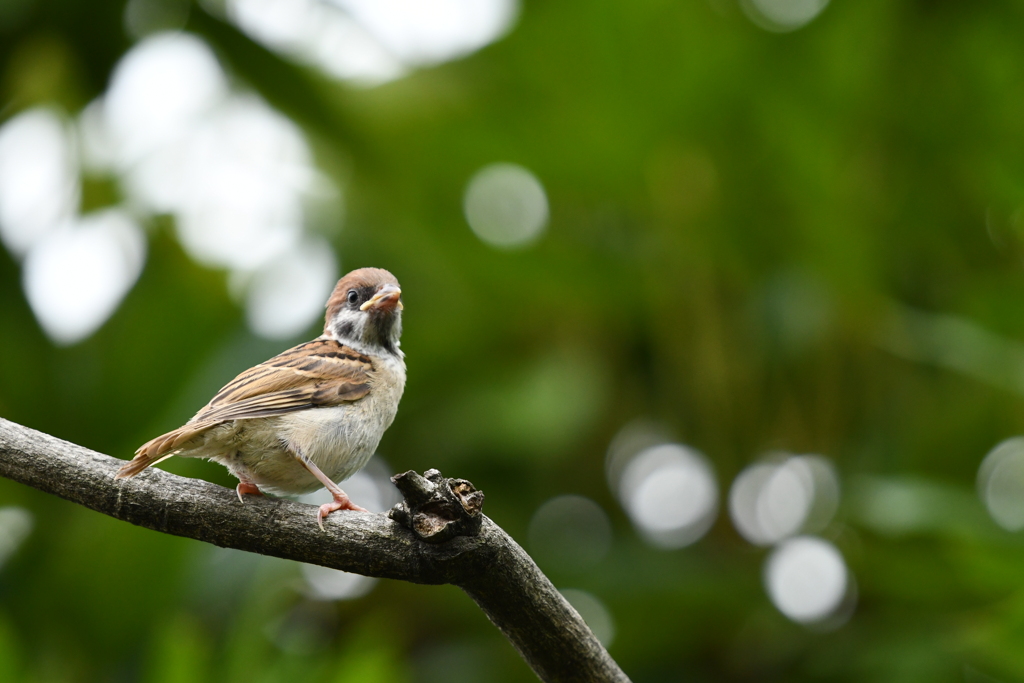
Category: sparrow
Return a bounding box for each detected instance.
[115,267,406,529]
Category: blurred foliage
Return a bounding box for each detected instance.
[4,0,1024,681]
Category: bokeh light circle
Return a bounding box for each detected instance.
[741,0,829,32]
[605,419,674,496]
[0,108,79,257]
[22,209,146,345]
[730,454,840,546]
[978,437,1024,531]
[764,536,848,623]
[338,0,519,66]
[244,236,338,339]
[528,495,612,573]
[618,443,718,548]
[463,162,548,248]
[104,32,227,165]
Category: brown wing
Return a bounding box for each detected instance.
[116,339,372,478]
[192,338,372,423]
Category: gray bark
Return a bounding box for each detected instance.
[0,417,630,683]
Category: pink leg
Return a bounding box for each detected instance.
[235,481,263,504]
[292,449,367,530]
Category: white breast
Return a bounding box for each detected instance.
[280,404,378,481]
[273,350,406,490]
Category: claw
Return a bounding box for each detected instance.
[289,447,366,530]
[236,482,262,504]
[316,492,368,531]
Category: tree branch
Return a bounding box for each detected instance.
[0,418,630,683]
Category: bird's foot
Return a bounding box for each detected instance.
[236,481,263,504]
[317,492,368,531]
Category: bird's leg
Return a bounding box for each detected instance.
[291,447,368,530]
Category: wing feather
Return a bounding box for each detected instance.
[116,338,372,478]
[197,339,371,417]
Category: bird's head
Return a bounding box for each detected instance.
[324,267,403,356]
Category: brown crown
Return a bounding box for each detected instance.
[324,267,401,326]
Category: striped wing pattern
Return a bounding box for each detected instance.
[117,339,372,477]
[196,339,372,422]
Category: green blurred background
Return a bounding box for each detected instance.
[4,0,1024,680]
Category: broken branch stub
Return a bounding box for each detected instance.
[389,469,485,543]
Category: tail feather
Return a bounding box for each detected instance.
[114,451,174,479]
[115,423,214,479]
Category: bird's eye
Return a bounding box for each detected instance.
[347,289,359,305]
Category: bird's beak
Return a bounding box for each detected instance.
[360,283,403,312]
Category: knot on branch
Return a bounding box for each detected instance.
[388,469,484,543]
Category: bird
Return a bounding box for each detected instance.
[115,267,406,530]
